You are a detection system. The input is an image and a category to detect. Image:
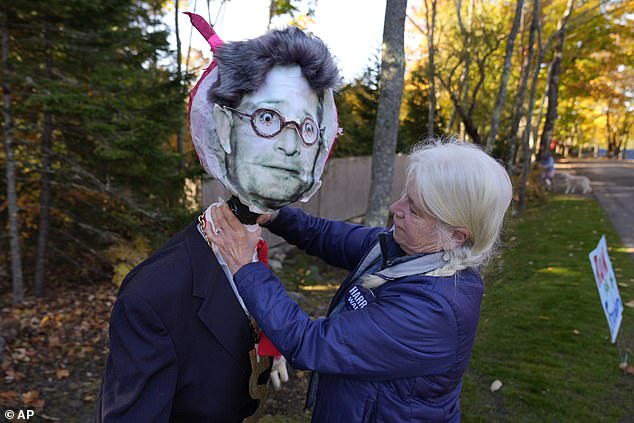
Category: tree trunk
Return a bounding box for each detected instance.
[505,4,532,173]
[616,116,632,159]
[438,0,500,147]
[518,0,542,213]
[455,0,473,141]
[438,79,482,144]
[460,0,473,141]
[2,11,24,303]
[606,108,618,158]
[34,15,54,297]
[538,0,575,159]
[175,0,184,163]
[424,0,437,136]
[364,0,407,227]
[606,108,611,157]
[447,105,457,132]
[268,0,276,29]
[531,82,548,156]
[34,109,52,296]
[487,0,525,151]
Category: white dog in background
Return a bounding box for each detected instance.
[559,172,592,194]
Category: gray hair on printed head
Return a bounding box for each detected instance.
[208,27,340,108]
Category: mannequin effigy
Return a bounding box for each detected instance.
[95,13,340,423]
[189,15,340,420]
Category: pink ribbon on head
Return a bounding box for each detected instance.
[185,11,224,120]
[183,12,223,52]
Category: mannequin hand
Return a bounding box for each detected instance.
[269,355,289,391]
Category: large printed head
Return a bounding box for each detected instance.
[189,24,340,214]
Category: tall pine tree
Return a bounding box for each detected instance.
[2,0,187,295]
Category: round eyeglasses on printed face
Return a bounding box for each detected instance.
[223,106,321,147]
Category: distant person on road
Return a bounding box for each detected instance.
[541,152,556,189]
[204,138,513,422]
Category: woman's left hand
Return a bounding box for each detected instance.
[204,203,262,274]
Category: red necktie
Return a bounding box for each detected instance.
[256,239,281,357]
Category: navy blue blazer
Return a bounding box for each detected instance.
[98,221,258,422]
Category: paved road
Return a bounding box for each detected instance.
[557,158,634,260]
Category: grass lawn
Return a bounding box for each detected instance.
[461,195,634,422]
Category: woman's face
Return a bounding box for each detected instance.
[389,184,444,254]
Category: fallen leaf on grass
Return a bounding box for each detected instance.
[490,380,503,392]
[573,329,580,335]
[3,368,24,383]
[55,368,70,379]
[0,390,19,402]
[22,390,41,406]
[39,315,50,327]
[625,300,634,309]
[48,335,61,347]
[12,348,30,362]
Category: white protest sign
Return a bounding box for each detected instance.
[588,235,623,343]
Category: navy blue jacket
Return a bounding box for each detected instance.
[98,222,258,422]
[234,208,484,422]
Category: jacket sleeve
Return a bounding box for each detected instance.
[234,263,458,380]
[101,293,178,422]
[265,207,383,271]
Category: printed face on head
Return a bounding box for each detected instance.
[221,65,321,210]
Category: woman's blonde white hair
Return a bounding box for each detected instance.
[407,137,512,277]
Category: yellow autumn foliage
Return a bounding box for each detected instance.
[104,236,152,287]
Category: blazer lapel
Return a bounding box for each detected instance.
[185,222,254,374]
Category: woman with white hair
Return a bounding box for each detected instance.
[204,138,512,422]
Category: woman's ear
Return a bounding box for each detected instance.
[212,104,233,155]
[450,227,470,248]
